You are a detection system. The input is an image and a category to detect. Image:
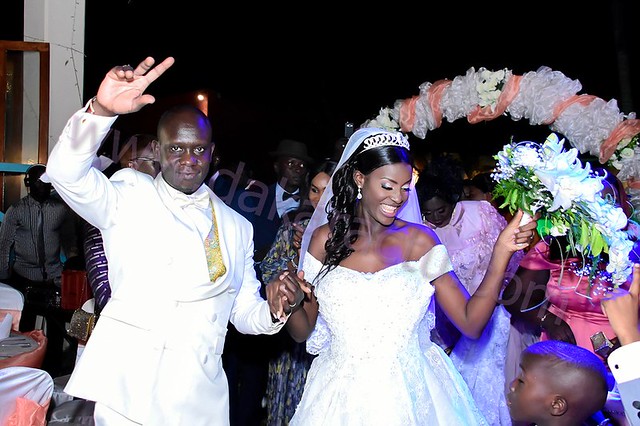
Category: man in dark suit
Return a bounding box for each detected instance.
[213,138,312,426]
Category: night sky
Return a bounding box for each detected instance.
[84,1,639,180]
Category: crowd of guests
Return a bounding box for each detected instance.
[1,55,639,426]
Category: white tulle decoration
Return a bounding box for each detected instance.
[362,65,640,187]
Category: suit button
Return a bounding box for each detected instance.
[227,288,237,294]
[211,314,217,322]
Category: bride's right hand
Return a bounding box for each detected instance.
[497,210,538,253]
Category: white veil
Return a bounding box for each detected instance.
[298,127,422,270]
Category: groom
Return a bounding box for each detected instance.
[45,57,289,425]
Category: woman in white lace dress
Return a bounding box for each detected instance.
[274,128,537,426]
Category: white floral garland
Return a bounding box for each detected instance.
[364,66,640,188]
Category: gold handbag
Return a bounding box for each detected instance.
[67,309,97,341]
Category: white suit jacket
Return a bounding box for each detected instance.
[46,108,284,425]
[608,341,640,426]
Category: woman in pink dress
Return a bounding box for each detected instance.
[504,238,628,357]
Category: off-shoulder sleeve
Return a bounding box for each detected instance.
[418,244,454,282]
[301,251,323,284]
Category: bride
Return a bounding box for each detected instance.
[273,127,537,425]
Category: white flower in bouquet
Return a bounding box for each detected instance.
[548,222,569,237]
[606,236,635,284]
[588,199,629,234]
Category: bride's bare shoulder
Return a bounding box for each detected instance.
[401,221,442,260]
[308,223,330,260]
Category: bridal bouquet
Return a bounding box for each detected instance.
[492,133,634,286]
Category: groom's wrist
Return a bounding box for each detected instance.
[87,96,116,117]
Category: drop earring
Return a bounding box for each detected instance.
[356,186,362,200]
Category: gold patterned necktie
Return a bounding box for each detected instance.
[204,200,226,282]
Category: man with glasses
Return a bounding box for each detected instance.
[118,133,160,177]
[214,138,313,425]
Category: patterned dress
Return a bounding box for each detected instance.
[260,219,314,426]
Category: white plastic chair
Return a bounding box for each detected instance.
[0,366,54,425]
[0,283,54,425]
[0,282,24,332]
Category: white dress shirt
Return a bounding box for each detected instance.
[275,184,300,217]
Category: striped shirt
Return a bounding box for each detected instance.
[0,195,78,284]
[83,222,111,313]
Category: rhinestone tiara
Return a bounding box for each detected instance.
[361,132,410,152]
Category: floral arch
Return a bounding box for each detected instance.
[364,66,640,197]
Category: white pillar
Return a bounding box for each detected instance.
[24,0,86,153]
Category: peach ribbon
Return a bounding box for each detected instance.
[543,94,598,125]
[626,177,640,189]
[467,74,522,124]
[598,119,640,163]
[427,79,452,130]
[399,95,419,133]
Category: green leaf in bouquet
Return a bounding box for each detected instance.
[591,231,604,257]
[579,220,590,249]
[520,192,529,213]
[537,218,552,236]
[511,189,519,208]
[591,227,608,256]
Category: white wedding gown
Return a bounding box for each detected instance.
[289,245,488,426]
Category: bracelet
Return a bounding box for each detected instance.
[87,96,97,114]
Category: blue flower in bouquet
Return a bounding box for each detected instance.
[492,133,633,286]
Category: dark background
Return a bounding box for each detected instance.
[7,1,640,180]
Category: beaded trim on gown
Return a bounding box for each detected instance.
[289,245,488,426]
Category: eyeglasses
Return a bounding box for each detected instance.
[130,157,155,163]
[286,160,306,169]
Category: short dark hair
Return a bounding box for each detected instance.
[313,159,338,178]
[415,154,465,206]
[470,172,496,194]
[524,340,609,415]
[25,164,47,187]
[157,105,211,142]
